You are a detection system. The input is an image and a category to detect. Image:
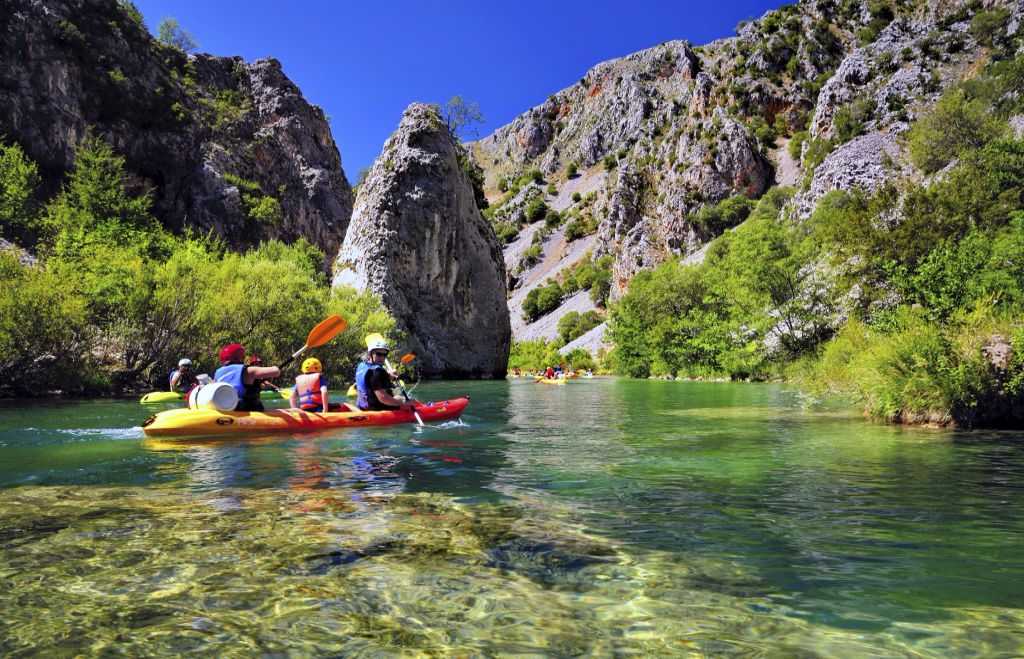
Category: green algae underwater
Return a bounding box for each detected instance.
[1,379,1023,656]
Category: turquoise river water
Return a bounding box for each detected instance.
[0,378,1022,656]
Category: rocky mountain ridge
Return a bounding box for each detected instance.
[473,0,1023,348]
[0,0,352,261]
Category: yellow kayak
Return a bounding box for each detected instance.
[142,397,471,438]
[535,377,567,385]
[140,391,183,404]
[142,389,290,404]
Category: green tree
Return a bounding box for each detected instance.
[907,87,1005,174]
[442,96,485,139]
[0,141,41,234]
[157,17,198,53]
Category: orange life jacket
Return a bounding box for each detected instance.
[295,373,324,410]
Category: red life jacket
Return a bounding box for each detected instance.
[295,373,324,410]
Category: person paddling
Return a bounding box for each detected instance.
[354,337,417,412]
[290,357,341,413]
[214,343,280,412]
[169,358,199,393]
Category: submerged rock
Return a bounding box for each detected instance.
[333,104,510,377]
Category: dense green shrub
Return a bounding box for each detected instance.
[525,197,548,223]
[564,214,598,241]
[522,280,564,322]
[907,87,1006,174]
[0,141,41,235]
[571,191,582,203]
[693,195,754,234]
[494,222,519,244]
[566,161,579,178]
[603,155,617,171]
[970,8,1011,48]
[557,310,603,343]
[0,136,398,395]
[832,97,875,143]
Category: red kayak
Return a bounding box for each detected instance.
[142,397,470,438]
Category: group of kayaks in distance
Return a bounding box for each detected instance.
[140,316,470,439]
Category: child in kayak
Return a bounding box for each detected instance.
[290,358,347,413]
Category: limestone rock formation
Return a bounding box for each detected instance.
[0,0,352,259]
[333,104,510,378]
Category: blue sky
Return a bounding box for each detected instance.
[133,0,784,179]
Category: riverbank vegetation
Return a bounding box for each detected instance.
[0,136,395,396]
[607,54,1024,426]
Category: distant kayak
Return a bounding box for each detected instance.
[142,397,470,438]
[535,377,567,385]
[140,391,183,404]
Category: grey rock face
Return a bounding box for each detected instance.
[792,132,901,219]
[0,0,352,260]
[333,104,510,378]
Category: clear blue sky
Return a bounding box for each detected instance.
[133,0,784,179]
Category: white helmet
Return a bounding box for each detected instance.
[367,337,389,353]
[178,358,193,367]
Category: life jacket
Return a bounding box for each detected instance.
[295,373,324,411]
[355,361,390,411]
[214,363,261,411]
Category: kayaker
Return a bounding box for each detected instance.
[169,358,198,393]
[290,357,334,413]
[354,338,417,412]
[544,365,555,379]
[214,343,281,412]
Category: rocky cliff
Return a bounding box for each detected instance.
[332,104,511,378]
[475,0,1022,344]
[0,0,352,260]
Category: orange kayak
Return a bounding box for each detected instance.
[142,397,470,438]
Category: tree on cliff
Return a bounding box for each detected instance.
[443,96,484,139]
[157,18,198,54]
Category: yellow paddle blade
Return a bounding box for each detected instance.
[364,332,386,349]
[306,315,347,348]
[400,353,416,364]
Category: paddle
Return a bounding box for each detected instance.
[280,314,348,369]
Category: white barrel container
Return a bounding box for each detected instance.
[188,381,238,411]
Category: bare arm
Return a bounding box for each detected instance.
[244,366,280,384]
[373,389,416,410]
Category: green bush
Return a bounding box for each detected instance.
[518,243,542,273]
[567,161,579,178]
[571,191,582,203]
[544,208,562,228]
[833,97,875,143]
[970,8,1011,48]
[693,195,754,234]
[509,339,562,372]
[495,222,519,244]
[907,87,1006,174]
[522,280,563,322]
[603,155,617,171]
[557,310,603,343]
[788,131,808,161]
[546,183,557,195]
[0,141,41,234]
[524,197,548,223]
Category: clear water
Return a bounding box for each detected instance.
[1,379,1023,656]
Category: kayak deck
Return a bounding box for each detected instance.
[142,397,470,438]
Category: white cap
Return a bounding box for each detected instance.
[367,338,389,352]
[178,358,192,367]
